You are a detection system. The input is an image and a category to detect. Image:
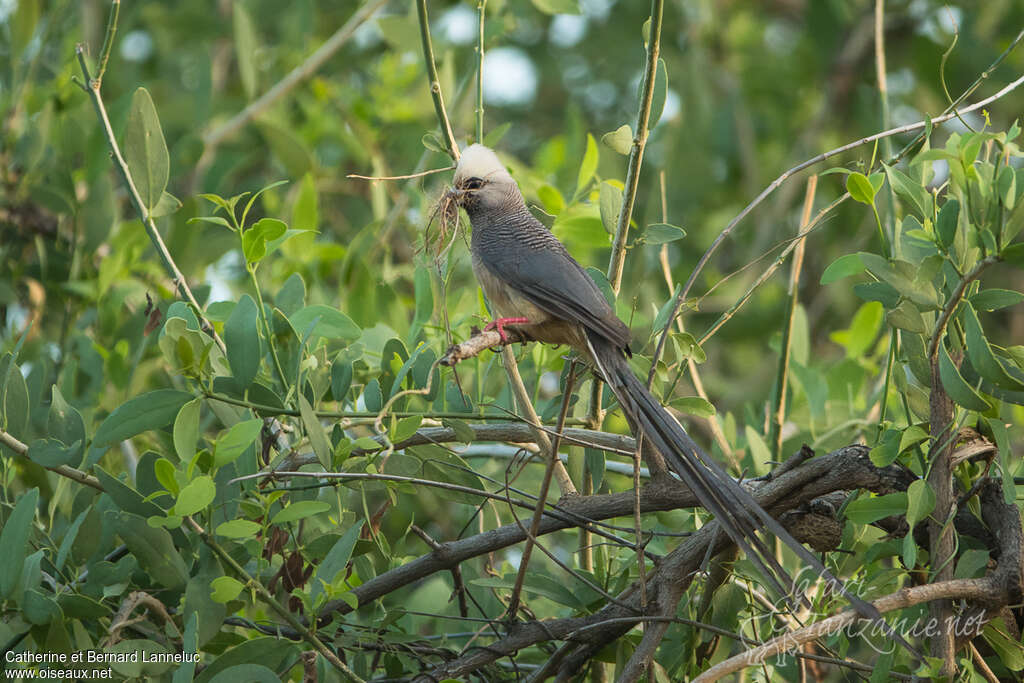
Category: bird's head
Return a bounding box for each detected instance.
[452,144,521,213]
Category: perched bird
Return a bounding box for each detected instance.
[451,143,895,626]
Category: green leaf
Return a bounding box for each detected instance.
[409,264,434,341]
[272,501,331,525]
[27,438,80,468]
[970,289,1024,311]
[207,665,280,683]
[173,399,201,462]
[869,429,901,467]
[421,132,445,154]
[820,253,865,284]
[483,122,512,147]
[210,576,245,604]
[233,1,258,98]
[853,281,901,309]
[176,614,200,679]
[95,466,170,520]
[1003,242,1024,268]
[193,638,296,683]
[584,267,615,306]
[289,304,361,342]
[299,394,332,470]
[744,426,771,472]
[859,253,939,309]
[214,418,263,467]
[48,385,85,450]
[955,548,991,580]
[531,0,580,14]
[962,302,1024,391]
[830,301,883,358]
[845,492,908,524]
[846,172,877,205]
[985,418,1016,505]
[648,58,668,128]
[10,0,37,60]
[441,418,476,444]
[150,192,182,218]
[905,479,935,528]
[601,124,633,155]
[241,218,287,263]
[537,184,565,215]
[331,358,353,402]
[391,415,422,444]
[276,273,307,317]
[188,215,234,231]
[982,622,1024,671]
[0,354,29,444]
[310,522,364,606]
[599,182,623,235]
[641,223,686,244]
[94,390,194,447]
[575,133,599,198]
[173,476,216,517]
[671,396,716,418]
[998,165,1017,210]
[112,511,188,589]
[886,301,927,334]
[155,458,179,495]
[123,88,170,212]
[216,519,261,539]
[241,180,289,227]
[884,164,932,219]
[935,199,959,249]
[224,294,262,388]
[0,488,37,599]
[257,122,313,178]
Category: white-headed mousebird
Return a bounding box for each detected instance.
[452,143,916,652]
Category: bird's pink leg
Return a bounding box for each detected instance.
[484,317,529,343]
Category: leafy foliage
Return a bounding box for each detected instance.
[2,0,1024,680]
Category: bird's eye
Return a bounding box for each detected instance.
[464,177,484,190]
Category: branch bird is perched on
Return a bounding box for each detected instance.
[451,143,903,634]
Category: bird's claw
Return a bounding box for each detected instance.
[484,317,529,344]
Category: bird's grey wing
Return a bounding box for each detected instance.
[475,223,631,349]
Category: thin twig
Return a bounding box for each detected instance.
[416,0,459,160]
[607,0,665,292]
[500,347,577,496]
[94,0,120,88]
[411,525,470,618]
[768,176,816,459]
[202,0,387,150]
[654,170,734,465]
[926,254,1001,360]
[506,364,578,619]
[475,0,487,142]
[650,67,1024,374]
[594,0,664,429]
[697,194,847,347]
[692,578,994,683]
[0,427,103,492]
[347,166,454,182]
[75,45,225,353]
[185,517,365,681]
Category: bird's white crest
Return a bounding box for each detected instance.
[455,144,513,183]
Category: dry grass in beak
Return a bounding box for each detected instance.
[422,186,463,259]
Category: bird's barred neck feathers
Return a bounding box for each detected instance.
[455,144,514,184]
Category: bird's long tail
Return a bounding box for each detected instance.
[584,332,910,646]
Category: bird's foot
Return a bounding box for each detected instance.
[484,317,529,344]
